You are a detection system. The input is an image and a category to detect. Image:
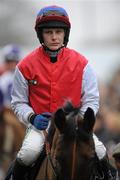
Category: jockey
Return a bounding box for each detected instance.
[10,5,106,180]
[0,44,21,108]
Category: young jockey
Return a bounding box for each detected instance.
[10,5,107,179]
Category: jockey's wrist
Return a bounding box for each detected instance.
[28,113,36,124]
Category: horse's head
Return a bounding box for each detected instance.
[50,102,96,180]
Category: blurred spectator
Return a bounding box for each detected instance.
[0,45,23,179]
[98,80,108,110]
[0,64,5,76]
[0,44,21,108]
[106,68,120,112]
[112,142,120,180]
[94,112,110,144]
[95,70,120,161]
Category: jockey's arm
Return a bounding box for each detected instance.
[80,63,99,116]
[11,66,34,125]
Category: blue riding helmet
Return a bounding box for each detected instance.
[35,5,71,47]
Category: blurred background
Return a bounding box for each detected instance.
[0,0,120,81]
[0,0,120,179]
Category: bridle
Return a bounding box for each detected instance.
[45,134,79,180]
[44,127,64,180]
[45,141,59,178]
[44,116,80,180]
[71,116,79,180]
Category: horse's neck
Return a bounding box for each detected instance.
[36,129,59,180]
[36,157,56,180]
[50,130,59,157]
[36,158,48,180]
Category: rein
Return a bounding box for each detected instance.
[71,137,77,180]
[71,117,78,180]
[44,128,59,179]
[45,141,59,178]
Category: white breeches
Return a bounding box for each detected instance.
[17,125,106,166]
[17,124,46,166]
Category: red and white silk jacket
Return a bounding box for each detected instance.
[11,47,99,125]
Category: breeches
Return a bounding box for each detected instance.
[17,125,106,166]
[17,124,45,166]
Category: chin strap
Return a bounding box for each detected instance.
[42,45,64,63]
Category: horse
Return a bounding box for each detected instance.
[33,102,113,180]
[0,107,26,175]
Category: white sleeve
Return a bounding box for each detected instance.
[80,63,99,116]
[11,66,34,125]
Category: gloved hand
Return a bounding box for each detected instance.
[31,112,51,130]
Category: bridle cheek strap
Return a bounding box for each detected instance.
[45,138,59,178]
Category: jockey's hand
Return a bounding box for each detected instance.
[30,112,51,130]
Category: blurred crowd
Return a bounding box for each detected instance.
[0,44,25,180]
[0,44,120,179]
[94,68,120,155]
[94,68,120,179]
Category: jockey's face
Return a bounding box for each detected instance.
[42,28,65,50]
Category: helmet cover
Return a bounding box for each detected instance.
[35,5,71,46]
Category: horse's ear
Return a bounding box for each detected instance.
[54,108,66,134]
[83,107,95,132]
